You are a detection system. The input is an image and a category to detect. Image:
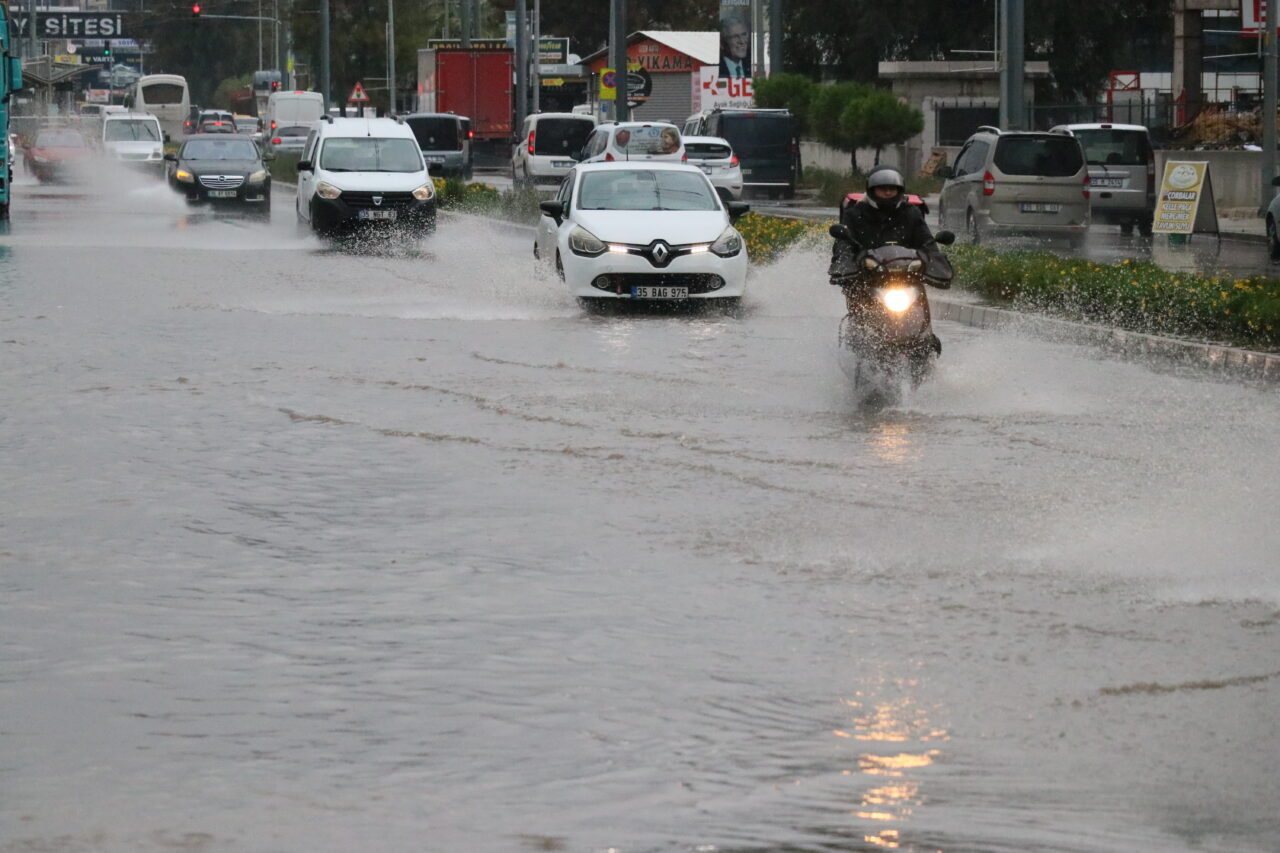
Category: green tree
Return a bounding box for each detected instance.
[839,89,923,165]
[212,73,252,112]
[751,73,815,134]
[809,82,871,170]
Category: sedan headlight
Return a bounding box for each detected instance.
[412,183,435,201]
[316,181,341,200]
[568,226,607,257]
[248,169,268,184]
[878,287,918,313]
[175,169,194,183]
[710,227,742,258]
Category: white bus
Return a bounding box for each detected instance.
[129,74,190,142]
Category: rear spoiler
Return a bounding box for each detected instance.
[843,191,929,216]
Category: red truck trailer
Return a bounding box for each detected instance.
[416,46,513,141]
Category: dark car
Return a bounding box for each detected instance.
[683,107,800,199]
[165,135,273,213]
[402,112,472,179]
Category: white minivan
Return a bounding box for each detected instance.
[101,112,165,172]
[295,116,437,235]
[511,112,597,189]
[263,90,325,148]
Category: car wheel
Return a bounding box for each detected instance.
[1268,215,1280,262]
[511,164,522,189]
[1138,215,1154,238]
[555,252,566,281]
[966,210,981,246]
[533,239,540,260]
[1119,220,1134,236]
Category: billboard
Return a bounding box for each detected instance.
[718,0,751,80]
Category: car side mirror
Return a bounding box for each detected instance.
[935,164,953,179]
[726,201,749,222]
[935,230,956,246]
[296,160,312,172]
[829,223,854,242]
[263,151,276,161]
[539,200,564,222]
[163,152,176,162]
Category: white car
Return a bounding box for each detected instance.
[511,111,596,189]
[535,161,750,304]
[682,135,744,201]
[578,121,686,164]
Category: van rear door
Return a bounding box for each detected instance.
[717,113,796,191]
[988,135,1089,227]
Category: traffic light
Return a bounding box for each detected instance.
[191,3,201,16]
[102,44,111,57]
[270,81,279,91]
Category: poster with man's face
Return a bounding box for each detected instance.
[719,0,752,80]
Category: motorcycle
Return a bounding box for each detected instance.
[828,224,957,404]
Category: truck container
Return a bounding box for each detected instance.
[416,47,512,141]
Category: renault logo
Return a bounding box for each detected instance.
[650,240,670,265]
[373,195,384,206]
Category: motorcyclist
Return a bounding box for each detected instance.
[828,166,952,313]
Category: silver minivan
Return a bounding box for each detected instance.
[1049,122,1155,236]
[939,127,1090,247]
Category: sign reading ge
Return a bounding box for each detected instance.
[11,12,129,39]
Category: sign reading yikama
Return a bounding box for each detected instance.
[1151,161,1219,239]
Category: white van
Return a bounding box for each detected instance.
[263,90,325,141]
[511,111,597,189]
[295,116,437,235]
[101,112,165,172]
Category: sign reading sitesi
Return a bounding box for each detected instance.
[12,12,129,38]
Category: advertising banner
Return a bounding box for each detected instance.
[718,0,752,80]
[696,65,754,112]
[1151,161,1219,238]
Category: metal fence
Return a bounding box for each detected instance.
[934,97,1180,146]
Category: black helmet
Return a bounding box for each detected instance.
[866,167,906,211]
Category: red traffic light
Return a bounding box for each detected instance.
[191,3,201,16]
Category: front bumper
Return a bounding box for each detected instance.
[562,246,747,299]
[180,179,271,204]
[312,192,437,232]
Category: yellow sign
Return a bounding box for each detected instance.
[541,78,564,87]
[599,67,617,100]
[627,61,641,72]
[1152,160,1215,235]
[54,54,80,64]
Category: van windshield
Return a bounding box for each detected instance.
[993,136,1084,177]
[319,137,423,172]
[1071,129,1151,166]
[105,120,161,142]
[534,119,594,155]
[578,169,717,211]
[406,117,460,151]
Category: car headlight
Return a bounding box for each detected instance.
[175,169,194,182]
[412,183,435,201]
[248,169,267,183]
[569,226,607,256]
[710,227,742,257]
[878,287,918,313]
[316,181,341,200]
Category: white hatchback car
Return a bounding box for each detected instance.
[535,161,750,303]
[577,121,686,164]
[682,135,744,201]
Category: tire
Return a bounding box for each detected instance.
[533,239,540,260]
[555,252,566,281]
[1138,214,1154,238]
[966,210,981,246]
[1119,221,1134,236]
[511,164,521,189]
[1269,215,1280,263]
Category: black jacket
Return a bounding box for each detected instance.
[829,196,952,285]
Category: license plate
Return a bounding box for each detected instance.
[1018,202,1061,213]
[208,190,237,198]
[358,209,397,221]
[425,155,446,163]
[553,160,574,167]
[1092,177,1124,188]
[631,286,689,299]
[698,165,712,174]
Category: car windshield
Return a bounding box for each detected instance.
[993,136,1084,176]
[578,170,717,211]
[319,137,422,172]
[1071,129,1151,166]
[534,118,594,155]
[36,131,87,147]
[104,120,160,142]
[406,117,460,151]
[181,139,260,160]
[685,142,732,159]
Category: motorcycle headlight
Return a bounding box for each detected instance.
[316,181,342,200]
[175,169,194,183]
[248,169,268,183]
[412,183,435,201]
[878,287,918,313]
[710,227,742,257]
[569,226,607,256]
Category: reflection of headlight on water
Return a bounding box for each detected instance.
[879,287,917,313]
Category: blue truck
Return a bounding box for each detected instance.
[0,2,23,218]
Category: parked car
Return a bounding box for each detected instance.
[1050,122,1156,236]
[294,116,436,236]
[681,135,744,201]
[402,112,473,179]
[267,125,310,155]
[534,161,750,305]
[24,128,94,183]
[101,113,165,173]
[1265,176,1280,262]
[937,126,1090,247]
[683,108,800,198]
[164,134,273,213]
[511,111,597,189]
[577,121,685,164]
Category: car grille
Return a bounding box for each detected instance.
[590,273,726,295]
[120,152,152,160]
[198,175,245,189]
[340,191,418,210]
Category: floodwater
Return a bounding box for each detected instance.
[3,169,1280,852]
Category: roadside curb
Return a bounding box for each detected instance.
[931,296,1280,383]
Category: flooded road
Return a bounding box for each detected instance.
[3,170,1280,852]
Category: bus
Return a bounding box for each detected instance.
[129,74,190,142]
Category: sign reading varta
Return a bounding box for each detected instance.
[12,13,128,38]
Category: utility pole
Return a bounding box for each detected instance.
[768,0,782,77]
[514,0,527,138]
[320,0,330,109]
[387,0,396,113]
[532,0,540,114]
[1264,0,1277,213]
[610,0,627,121]
[998,0,1024,129]
[459,0,469,47]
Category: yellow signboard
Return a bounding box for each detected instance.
[1152,160,1218,237]
[541,78,564,87]
[599,67,617,100]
